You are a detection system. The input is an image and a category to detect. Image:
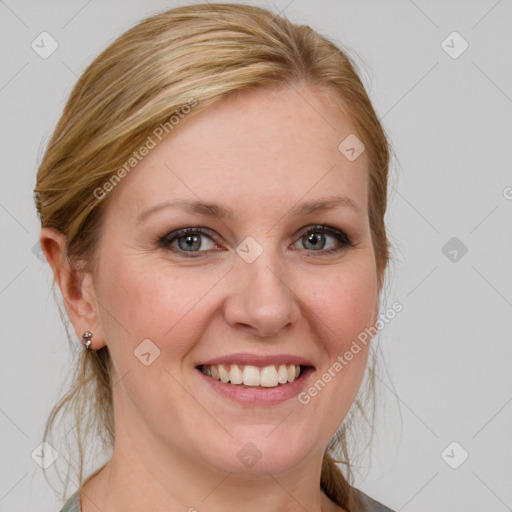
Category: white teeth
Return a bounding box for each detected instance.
[229,364,243,385]
[277,364,288,384]
[201,363,303,387]
[218,363,229,383]
[242,365,261,386]
[260,366,279,387]
[211,365,220,380]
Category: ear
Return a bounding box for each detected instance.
[39,227,106,350]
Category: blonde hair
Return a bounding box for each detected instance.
[35,4,391,511]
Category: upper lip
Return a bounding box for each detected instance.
[196,353,315,368]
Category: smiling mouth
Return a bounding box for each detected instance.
[197,363,309,388]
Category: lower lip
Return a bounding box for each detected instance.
[196,367,314,405]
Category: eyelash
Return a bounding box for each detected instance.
[157,225,354,258]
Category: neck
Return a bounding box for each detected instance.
[80,426,343,512]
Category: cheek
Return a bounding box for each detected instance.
[95,254,225,358]
[302,260,378,352]
[295,262,376,437]
[93,257,223,427]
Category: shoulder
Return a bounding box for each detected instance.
[353,487,396,512]
[59,490,81,512]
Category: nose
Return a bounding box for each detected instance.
[223,253,301,339]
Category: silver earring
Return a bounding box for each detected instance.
[82,331,93,350]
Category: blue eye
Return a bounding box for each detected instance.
[159,227,217,256]
[158,225,353,258]
[295,225,353,254]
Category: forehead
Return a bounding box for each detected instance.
[106,83,369,221]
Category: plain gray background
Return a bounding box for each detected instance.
[1,0,511,510]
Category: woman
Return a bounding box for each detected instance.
[35,3,395,511]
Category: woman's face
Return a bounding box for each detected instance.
[88,83,379,476]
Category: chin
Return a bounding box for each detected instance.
[204,429,316,477]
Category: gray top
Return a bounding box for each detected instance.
[59,488,395,511]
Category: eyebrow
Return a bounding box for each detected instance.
[137,195,364,224]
